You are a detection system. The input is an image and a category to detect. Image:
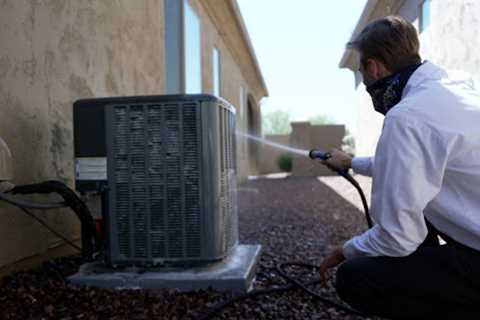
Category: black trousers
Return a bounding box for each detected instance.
[335,221,480,319]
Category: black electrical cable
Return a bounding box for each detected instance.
[195,172,372,319]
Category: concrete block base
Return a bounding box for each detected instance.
[68,244,262,293]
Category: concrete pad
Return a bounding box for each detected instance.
[68,244,262,293]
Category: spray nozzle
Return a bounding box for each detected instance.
[308,149,331,161]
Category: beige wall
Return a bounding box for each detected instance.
[0,0,266,270]
[0,0,166,268]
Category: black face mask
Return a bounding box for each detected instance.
[366,63,422,115]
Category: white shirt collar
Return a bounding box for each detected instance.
[402,61,448,98]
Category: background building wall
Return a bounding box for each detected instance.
[258,134,290,174]
[290,123,345,177]
[419,1,480,76]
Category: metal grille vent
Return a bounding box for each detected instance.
[219,107,238,251]
[109,103,201,261]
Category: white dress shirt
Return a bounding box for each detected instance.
[343,62,480,259]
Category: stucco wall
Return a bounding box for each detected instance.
[420,0,480,76]
[0,1,166,268]
[354,0,480,156]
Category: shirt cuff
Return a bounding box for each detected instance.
[351,157,373,176]
[342,237,363,259]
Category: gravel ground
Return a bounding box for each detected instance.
[0,176,379,320]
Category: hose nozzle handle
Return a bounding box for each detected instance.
[309,149,351,179]
[309,149,331,161]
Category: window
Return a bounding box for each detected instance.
[213,48,221,96]
[419,0,431,33]
[164,0,202,94]
[184,0,202,93]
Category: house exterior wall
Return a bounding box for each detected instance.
[190,0,265,181]
[350,0,480,156]
[0,0,266,272]
[419,1,480,76]
[0,0,166,271]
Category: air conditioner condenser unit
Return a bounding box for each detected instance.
[74,94,238,267]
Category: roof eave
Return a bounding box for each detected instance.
[338,0,407,71]
[228,0,269,98]
[338,0,379,71]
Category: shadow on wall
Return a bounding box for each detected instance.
[258,122,346,176]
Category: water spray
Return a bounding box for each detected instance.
[236,131,310,157]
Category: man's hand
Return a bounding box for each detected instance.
[318,247,346,283]
[321,148,353,172]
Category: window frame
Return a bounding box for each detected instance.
[419,0,431,33]
[212,47,221,96]
[164,0,203,94]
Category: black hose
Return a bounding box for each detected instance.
[339,172,373,228]
[195,172,372,319]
